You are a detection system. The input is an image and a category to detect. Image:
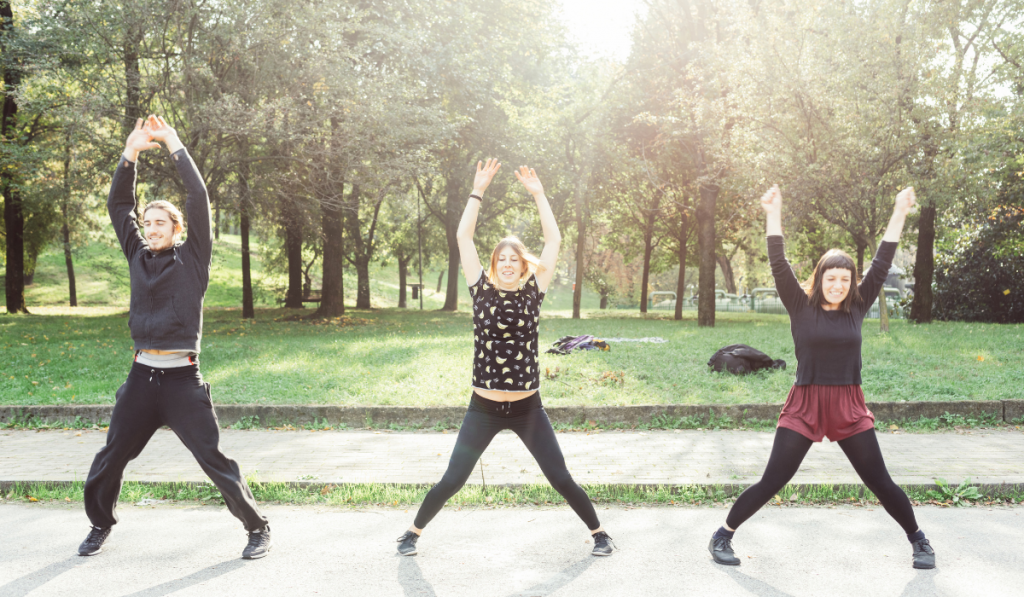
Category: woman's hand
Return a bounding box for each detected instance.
[760,184,782,216]
[894,187,916,216]
[514,166,544,197]
[123,118,161,161]
[146,115,185,154]
[472,158,501,197]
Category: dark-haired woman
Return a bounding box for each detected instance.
[395,160,615,557]
[708,184,935,570]
[78,116,270,559]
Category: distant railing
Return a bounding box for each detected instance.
[649,287,906,319]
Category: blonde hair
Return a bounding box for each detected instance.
[487,236,545,286]
[142,200,185,237]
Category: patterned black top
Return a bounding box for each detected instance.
[469,270,545,392]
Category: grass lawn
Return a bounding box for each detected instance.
[1,306,1020,407]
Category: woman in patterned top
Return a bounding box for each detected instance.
[397,160,614,557]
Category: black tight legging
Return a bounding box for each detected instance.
[726,427,919,534]
[414,393,600,530]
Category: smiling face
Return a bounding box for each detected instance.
[142,207,182,252]
[820,267,853,309]
[494,246,527,289]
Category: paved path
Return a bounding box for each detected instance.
[3,427,1023,486]
[3,504,1023,596]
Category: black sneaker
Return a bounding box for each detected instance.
[242,525,272,559]
[591,531,616,556]
[78,526,111,556]
[912,538,936,569]
[396,530,419,556]
[709,536,740,566]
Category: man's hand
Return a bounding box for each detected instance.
[146,115,185,154]
[123,118,160,161]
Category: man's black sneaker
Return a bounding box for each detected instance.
[709,536,740,566]
[591,531,616,556]
[78,526,111,556]
[912,538,936,569]
[397,530,419,556]
[242,526,272,559]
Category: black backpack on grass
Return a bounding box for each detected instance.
[708,344,786,375]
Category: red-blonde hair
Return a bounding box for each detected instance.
[487,236,545,286]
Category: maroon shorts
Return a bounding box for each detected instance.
[777,384,875,442]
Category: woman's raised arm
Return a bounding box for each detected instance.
[456,158,501,284]
[515,166,560,293]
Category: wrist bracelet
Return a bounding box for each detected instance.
[469,193,482,202]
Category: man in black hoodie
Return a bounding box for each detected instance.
[78,116,270,560]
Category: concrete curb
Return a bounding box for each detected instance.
[3,480,1022,498]
[2,401,1021,428]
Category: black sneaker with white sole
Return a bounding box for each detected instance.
[591,531,616,556]
[397,531,419,556]
[78,526,111,556]
[709,536,740,566]
[242,525,272,559]
[912,538,936,569]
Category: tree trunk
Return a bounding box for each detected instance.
[855,241,866,279]
[437,269,445,293]
[123,21,144,223]
[441,180,462,311]
[573,176,587,320]
[909,205,935,323]
[343,184,373,310]
[639,221,655,314]
[62,222,77,307]
[716,252,736,295]
[62,142,77,307]
[318,116,345,318]
[319,202,345,317]
[398,255,409,308]
[599,294,608,309]
[696,183,717,327]
[674,211,689,321]
[214,192,220,240]
[240,208,254,319]
[1,0,26,314]
[283,203,304,309]
[878,285,890,333]
[237,153,255,319]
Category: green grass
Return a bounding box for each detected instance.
[4,479,1021,508]
[0,307,1022,406]
[3,234,1022,407]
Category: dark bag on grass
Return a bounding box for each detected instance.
[708,344,786,375]
[547,335,610,355]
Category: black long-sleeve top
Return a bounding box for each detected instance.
[768,235,896,386]
[108,149,212,353]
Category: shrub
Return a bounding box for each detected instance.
[933,206,1024,323]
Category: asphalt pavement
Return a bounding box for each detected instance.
[3,502,1022,597]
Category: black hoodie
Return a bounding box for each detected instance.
[107,149,211,353]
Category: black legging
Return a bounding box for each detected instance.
[726,427,919,534]
[414,392,600,530]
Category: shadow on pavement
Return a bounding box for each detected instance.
[899,568,941,597]
[119,558,247,597]
[0,555,79,597]
[397,556,437,597]
[505,556,596,597]
[718,566,797,597]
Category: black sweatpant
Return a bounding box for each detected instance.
[725,427,919,534]
[84,362,267,531]
[414,392,600,531]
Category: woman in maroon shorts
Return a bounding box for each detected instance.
[708,184,935,570]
